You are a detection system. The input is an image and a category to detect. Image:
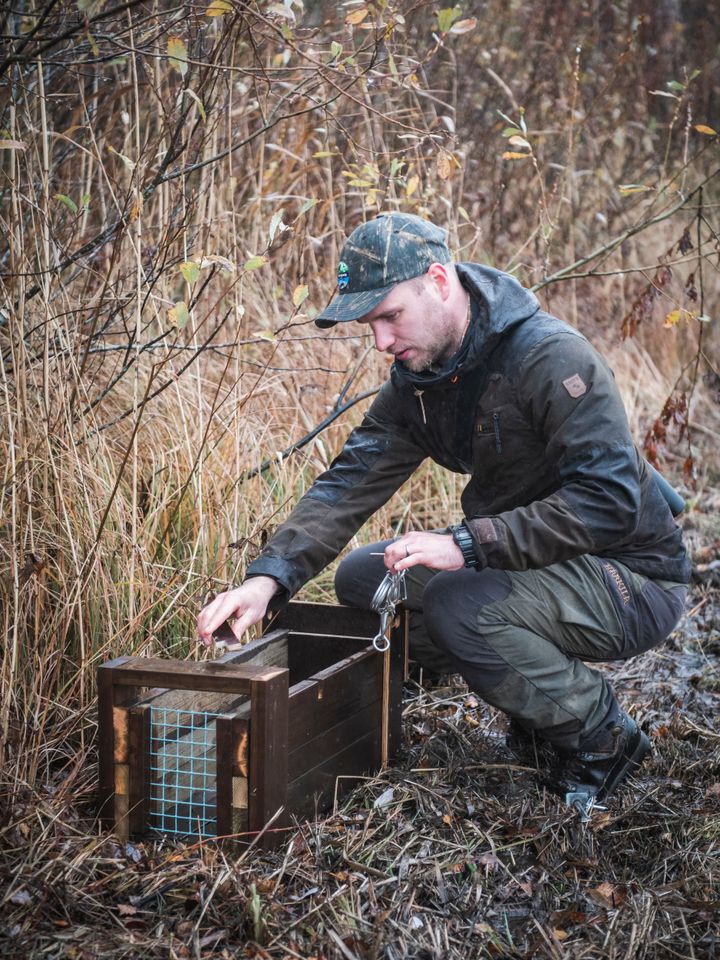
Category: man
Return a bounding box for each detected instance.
[198,213,689,808]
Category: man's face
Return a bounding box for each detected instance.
[355,274,459,373]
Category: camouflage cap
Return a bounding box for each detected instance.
[315,213,451,328]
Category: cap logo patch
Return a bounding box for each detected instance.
[562,374,587,398]
[337,260,349,290]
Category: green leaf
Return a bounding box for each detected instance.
[508,135,531,149]
[299,198,318,215]
[167,36,188,78]
[436,6,462,32]
[244,255,268,271]
[55,194,78,214]
[666,80,685,91]
[180,261,199,285]
[168,301,189,328]
[330,40,342,60]
[496,111,518,128]
[80,193,91,208]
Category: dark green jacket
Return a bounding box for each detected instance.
[246,264,690,598]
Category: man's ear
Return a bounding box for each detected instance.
[426,262,453,300]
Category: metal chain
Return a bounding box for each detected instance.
[370,569,407,652]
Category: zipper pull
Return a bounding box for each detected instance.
[413,388,427,425]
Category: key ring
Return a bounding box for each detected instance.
[370,569,406,652]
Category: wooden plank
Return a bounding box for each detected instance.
[96,658,132,829]
[286,632,370,682]
[265,601,379,638]
[248,670,289,848]
[114,764,130,841]
[387,610,407,758]
[287,649,383,753]
[216,714,250,840]
[111,658,285,695]
[128,705,150,836]
[287,700,381,781]
[215,715,233,838]
[287,726,383,820]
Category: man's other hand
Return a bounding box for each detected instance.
[196,576,280,646]
[384,532,464,573]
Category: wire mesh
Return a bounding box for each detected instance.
[148,706,219,837]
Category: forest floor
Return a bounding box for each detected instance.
[1,584,718,960]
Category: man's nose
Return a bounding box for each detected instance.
[371,322,393,352]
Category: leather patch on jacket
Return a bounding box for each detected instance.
[468,517,498,543]
[562,373,587,398]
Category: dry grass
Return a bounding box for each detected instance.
[1,592,718,959]
[1,0,720,956]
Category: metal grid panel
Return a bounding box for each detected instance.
[148,706,219,837]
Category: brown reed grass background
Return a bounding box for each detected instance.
[1,1,719,956]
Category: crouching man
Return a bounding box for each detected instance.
[198,213,689,809]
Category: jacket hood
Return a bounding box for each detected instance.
[391,263,540,390]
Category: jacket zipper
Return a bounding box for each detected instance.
[492,412,502,453]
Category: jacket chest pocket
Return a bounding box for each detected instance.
[472,404,539,486]
[474,411,504,454]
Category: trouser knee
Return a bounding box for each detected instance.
[334,542,389,609]
[422,568,513,691]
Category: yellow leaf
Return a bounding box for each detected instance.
[312,150,337,158]
[345,6,369,25]
[167,37,188,77]
[502,151,532,160]
[695,124,717,136]
[406,174,419,197]
[129,195,143,222]
[292,284,309,307]
[347,178,373,187]
[205,0,231,14]
[553,930,569,941]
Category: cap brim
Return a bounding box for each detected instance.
[314,281,398,328]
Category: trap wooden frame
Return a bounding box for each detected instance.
[97,601,408,848]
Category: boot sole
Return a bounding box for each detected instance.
[596,727,651,802]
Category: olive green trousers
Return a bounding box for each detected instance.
[335,541,687,750]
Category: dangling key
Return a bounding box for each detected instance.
[370,569,407,652]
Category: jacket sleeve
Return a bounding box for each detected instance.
[466,332,642,570]
[244,382,425,600]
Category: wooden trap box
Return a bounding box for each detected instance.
[97,602,407,847]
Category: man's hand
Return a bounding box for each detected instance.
[383,532,464,574]
[196,576,280,646]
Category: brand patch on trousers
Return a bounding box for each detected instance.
[562,373,587,398]
[602,561,631,605]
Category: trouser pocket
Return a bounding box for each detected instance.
[597,559,687,658]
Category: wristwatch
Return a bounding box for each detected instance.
[449,522,479,568]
